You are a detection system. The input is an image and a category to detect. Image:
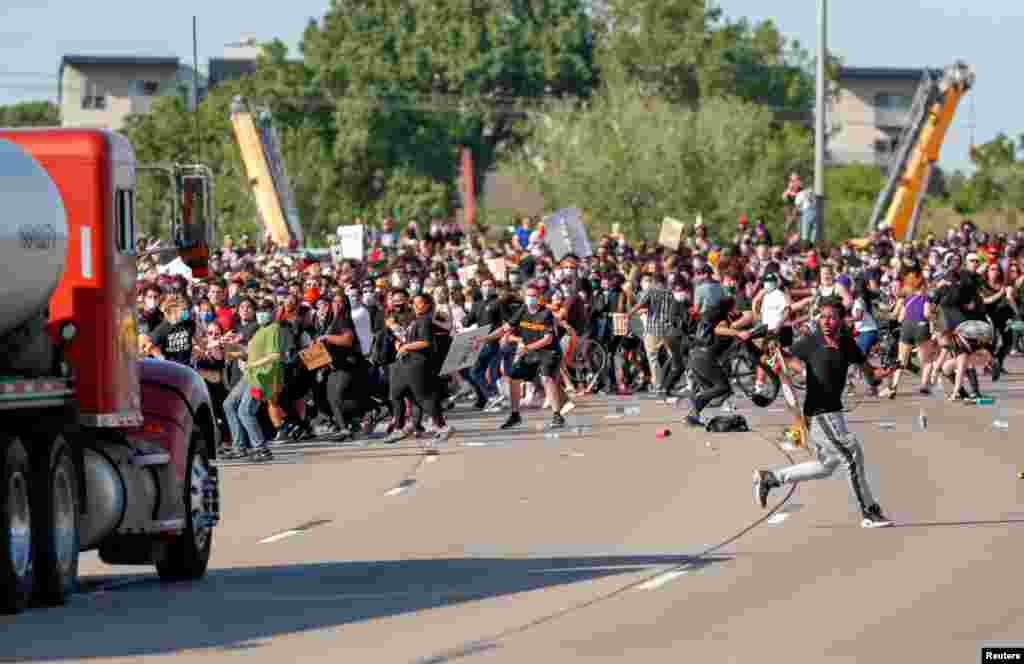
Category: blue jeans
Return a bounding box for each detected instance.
[800,205,818,243]
[472,342,505,399]
[223,379,266,450]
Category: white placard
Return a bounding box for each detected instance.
[438,326,493,375]
[157,256,193,279]
[543,207,591,260]
[337,224,365,260]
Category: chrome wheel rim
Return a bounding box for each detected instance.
[52,462,76,574]
[189,454,211,551]
[7,469,31,580]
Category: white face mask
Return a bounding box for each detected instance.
[672,292,686,302]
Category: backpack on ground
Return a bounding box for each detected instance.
[705,414,750,433]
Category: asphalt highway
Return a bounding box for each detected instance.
[3,365,1024,663]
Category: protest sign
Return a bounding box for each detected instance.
[336,225,365,260]
[543,207,592,260]
[485,257,508,282]
[439,326,493,375]
[659,217,685,250]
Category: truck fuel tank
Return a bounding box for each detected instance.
[0,138,69,338]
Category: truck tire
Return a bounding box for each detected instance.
[155,431,213,581]
[0,437,34,614]
[30,436,80,606]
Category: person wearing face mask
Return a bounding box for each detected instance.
[385,293,454,443]
[464,277,507,409]
[498,283,565,431]
[138,284,165,336]
[660,280,694,399]
[222,300,283,461]
[195,320,229,436]
[629,273,675,395]
[142,295,197,366]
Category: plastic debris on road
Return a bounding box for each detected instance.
[606,399,642,419]
[915,409,928,432]
[878,421,896,430]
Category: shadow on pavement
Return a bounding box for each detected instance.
[1,554,730,661]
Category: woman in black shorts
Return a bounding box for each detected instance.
[882,268,936,398]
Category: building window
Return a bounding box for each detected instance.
[875,93,913,111]
[81,95,107,110]
[130,80,161,96]
[116,189,135,255]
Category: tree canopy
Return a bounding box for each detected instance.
[0,101,60,127]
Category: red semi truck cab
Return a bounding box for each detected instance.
[0,129,221,615]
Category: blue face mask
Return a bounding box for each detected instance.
[256,312,272,326]
[179,310,191,323]
[525,296,539,307]
[202,312,215,323]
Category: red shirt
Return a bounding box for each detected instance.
[215,306,235,332]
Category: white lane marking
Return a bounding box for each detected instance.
[767,513,791,525]
[259,530,302,544]
[385,486,407,496]
[528,564,659,574]
[637,569,689,590]
[425,455,439,463]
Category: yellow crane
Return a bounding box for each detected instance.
[868,62,975,241]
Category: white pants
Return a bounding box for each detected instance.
[774,412,877,513]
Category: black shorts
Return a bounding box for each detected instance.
[508,350,561,381]
[900,319,931,345]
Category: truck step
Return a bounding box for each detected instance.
[0,377,74,408]
[130,452,171,467]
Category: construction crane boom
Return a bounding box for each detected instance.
[867,62,975,241]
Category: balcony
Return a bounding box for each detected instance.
[874,107,910,129]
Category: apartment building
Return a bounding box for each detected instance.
[828,66,941,169]
[58,55,205,130]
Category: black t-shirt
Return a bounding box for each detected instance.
[791,331,866,417]
[236,320,260,343]
[138,308,164,337]
[150,319,196,366]
[324,315,357,368]
[693,300,731,352]
[563,294,588,335]
[510,306,558,350]
[402,314,435,362]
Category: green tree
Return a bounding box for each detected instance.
[825,164,886,240]
[0,100,60,127]
[503,74,813,240]
[298,0,599,223]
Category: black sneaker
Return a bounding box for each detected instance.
[547,414,566,430]
[250,447,274,463]
[271,426,293,444]
[753,470,780,509]
[472,398,488,410]
[861,504,893,528]
[992,360,1003,382]
[220,447,248,460]
[499,412,523,430]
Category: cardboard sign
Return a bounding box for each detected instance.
[439,326,493,375]
[485,257,508,282]
[659,217,685,250]
[336,225,364,260]
[543,207,592,260]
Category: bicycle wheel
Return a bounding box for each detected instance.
[569,338,607,394]
[731,350,780,407]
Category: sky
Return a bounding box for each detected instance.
[0,0,1019,173]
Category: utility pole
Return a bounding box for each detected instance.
[813,0,828,246]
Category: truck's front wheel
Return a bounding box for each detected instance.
[31,436,80,606]
[0,436,34,614]
[155,431,213,581]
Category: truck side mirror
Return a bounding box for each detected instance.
[177,175,213,278]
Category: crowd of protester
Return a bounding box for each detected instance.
[133,197,1024,462]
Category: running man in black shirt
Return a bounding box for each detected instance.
[754,297,896,528]
[499,283,565,430]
